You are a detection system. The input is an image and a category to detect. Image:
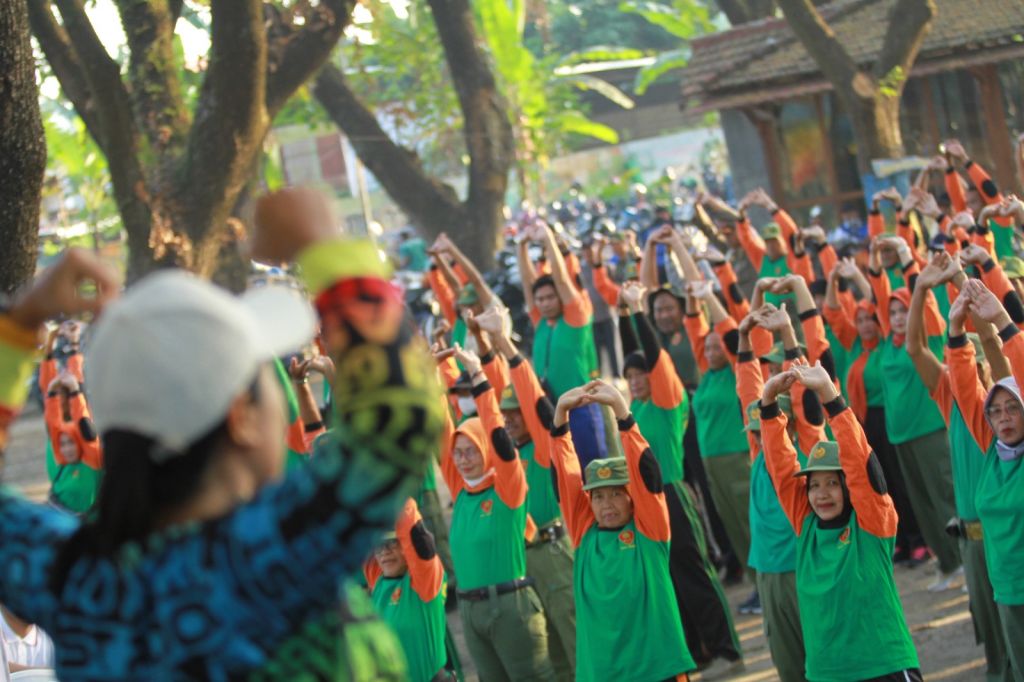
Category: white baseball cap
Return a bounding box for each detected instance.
[86,270,317,460]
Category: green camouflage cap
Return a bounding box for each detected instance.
[499,385,520,411]
[744,394,792,432]
[583,457,631,491]
[761,222,783,241]
[795,441,842,477]
[760,342,806,366]
[378,530,398,543]
[967,333,985,363]
[1001,257,1024,280]
[457,283,479,307]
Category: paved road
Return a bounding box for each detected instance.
[4,411,987,681]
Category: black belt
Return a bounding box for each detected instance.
[529,522,566,546]
[457,577,534,602]
[430,670,456,682]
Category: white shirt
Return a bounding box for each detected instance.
[1,617,55,670]
[0,625,9,682]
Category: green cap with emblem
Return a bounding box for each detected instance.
[761,222,783,241]
[760,342,805,365]
[583,457,631,491]
[457,283,479,307]
[795,440,842,477]
[744,394,792,432]
[499,385,520,411]
[379,530,398,543]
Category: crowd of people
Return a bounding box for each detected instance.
[1,139,1024,682]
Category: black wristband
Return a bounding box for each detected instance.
[617,415,636,431]
[784,347,802,361]
[470,380,491,397]
[737,351,755,363]
[798,309,820,321]
[480,349,496,364]
[509,354,524,369]
[551,422,570,437]
[304,421,325,433]
[999,324,1020,342]
[981,259,996,273]
[760,400,781,420]
[947,333,968,349]
[823,396,848,418]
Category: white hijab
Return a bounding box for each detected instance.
[984,377,1024,461]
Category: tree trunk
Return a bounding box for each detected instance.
[835,87,906,176]
[0,0,47,295]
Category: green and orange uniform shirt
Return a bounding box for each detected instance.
[365,498,447,682]
[948,325,1024,606]
[929,368,988,527]
[549,414,696,681]
[762,396,919,681]
[946,159,1014,259]
[531,288,597,399]
[736,209,805,307]
[685,310,749,459]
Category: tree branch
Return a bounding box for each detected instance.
[265,0,354,116]
[26,1,102,144]
[716,0,754,25]
[313,63,468,235]
[872,0,935,79]
[114,0,190,151]
[169,0,184,24]
[776,0,864,94]
[177,0,267,242]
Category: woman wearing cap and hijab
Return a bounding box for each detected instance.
[365,498,449,682]
[0,189,444,681]
[868,235,963,587]
[550,379,696,682]
[761,361,921,682]
[437,346,555,681]
[946,278,1024,679]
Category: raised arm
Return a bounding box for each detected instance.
[760,370,812,534]
[517,237,539,312]
[398,498,445,602]
[626,286,684,410]
[906,253,959,393]
[537,223,581,306]
[735,213,766,272]
[427,264,458,326]
[436,233,495,308]
[552,387,599,546]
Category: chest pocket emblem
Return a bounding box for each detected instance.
[480,500,494,517]
[391,588,402,605]
[839,527,851,546]
[619,530,636,549]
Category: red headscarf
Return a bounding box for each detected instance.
[889,288,912,348]
[846,300,881,424]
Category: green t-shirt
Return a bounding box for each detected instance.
[46,439,102,515]
[826,327,850,399]
[519,440,562,528]
[532,315,596,398]
[797,511,919,681]
[449,487,527,590]
[370,572,447,682]
[398,238,430,272]
[693,366,748,457]
[877,337,947,444]
[656,328,701,389]
[989,219,1016,260]
[760,255,792,307]
[948,402,986,521]
[632,393,689,484]
[976,440,1024,605]
[748,449,804,574]
[575,520,695,681]
[862,348,885,408]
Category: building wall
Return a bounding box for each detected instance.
[720,109,774,224]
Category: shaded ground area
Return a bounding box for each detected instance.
[5,411,986,681]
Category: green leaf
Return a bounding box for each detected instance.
[561,73,636,109]
[618,0,711,39]
[558,111,620,143]
[633,47,690,95]
[556,46,648,68]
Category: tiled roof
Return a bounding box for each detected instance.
[680,0,1024,105]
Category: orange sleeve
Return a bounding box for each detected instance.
[475,382,527,509]
[68,394,102,469]
[363,557,382,594]
[966,161,1003,205]
[65,352,84,384]
[922,288,947,338]
[592,264,621,308]
[945,169,968,214]
[509,356,553,468]
[789,251,814,283]
[684,311,710,375]
[39,357,57,394]
[621,420,671,543]
[438,356,461,390]
[562,294,590,328]
[869,269,892,338]
[928,369,954,427]
[838,288,858,322]
[302,424,326,454]
[791,381,828,457]
[427,268,457,326]
[868,210,886,239]
[736,216,765,271]
[565,252,583,289]
[452,263,470,286]
[529,306,541,327]
[829,403,897,538]
[948,339,994,451]
[750,326,774,361]
[737,358,764,459]
[973,228,996,257]
[44,395,70,466]
[438,395,464,499]
[801,310,830,366]
[761,408,812,534]
[481,351,509,397]
[397,498,446,602]
[774,208,798,243]
[713,261,749,322]
[550,425,596,548]
[650,349,684,410]
[818,244,838,279]
[713,316,740,368]
[980,259,1024,330]
[823,304,857,352]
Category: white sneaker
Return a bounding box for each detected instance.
[697,657,746,680]
[928,566,965,593]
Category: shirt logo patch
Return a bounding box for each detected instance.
[839,528,851,546]
[597,466,613,480]
[812,446,826,460]
[619,530,636,549]
[480,500,494,516]
[390,587,402,605]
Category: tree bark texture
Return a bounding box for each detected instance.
[29,0,353,282]
[0,0,48,295]
[776,0,936,174]
[314,0,514,268]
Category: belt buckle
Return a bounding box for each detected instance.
[965,522,983,542]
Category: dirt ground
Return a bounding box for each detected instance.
[4,409,989,681]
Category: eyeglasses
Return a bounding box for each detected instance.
[375,539,400,553]
[985,402,1024,420]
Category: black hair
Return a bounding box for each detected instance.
[647,288,684,311]
[50,376,262,591]
[532,274,557,296]
[623,351,647,375]
[809,470,853,530]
